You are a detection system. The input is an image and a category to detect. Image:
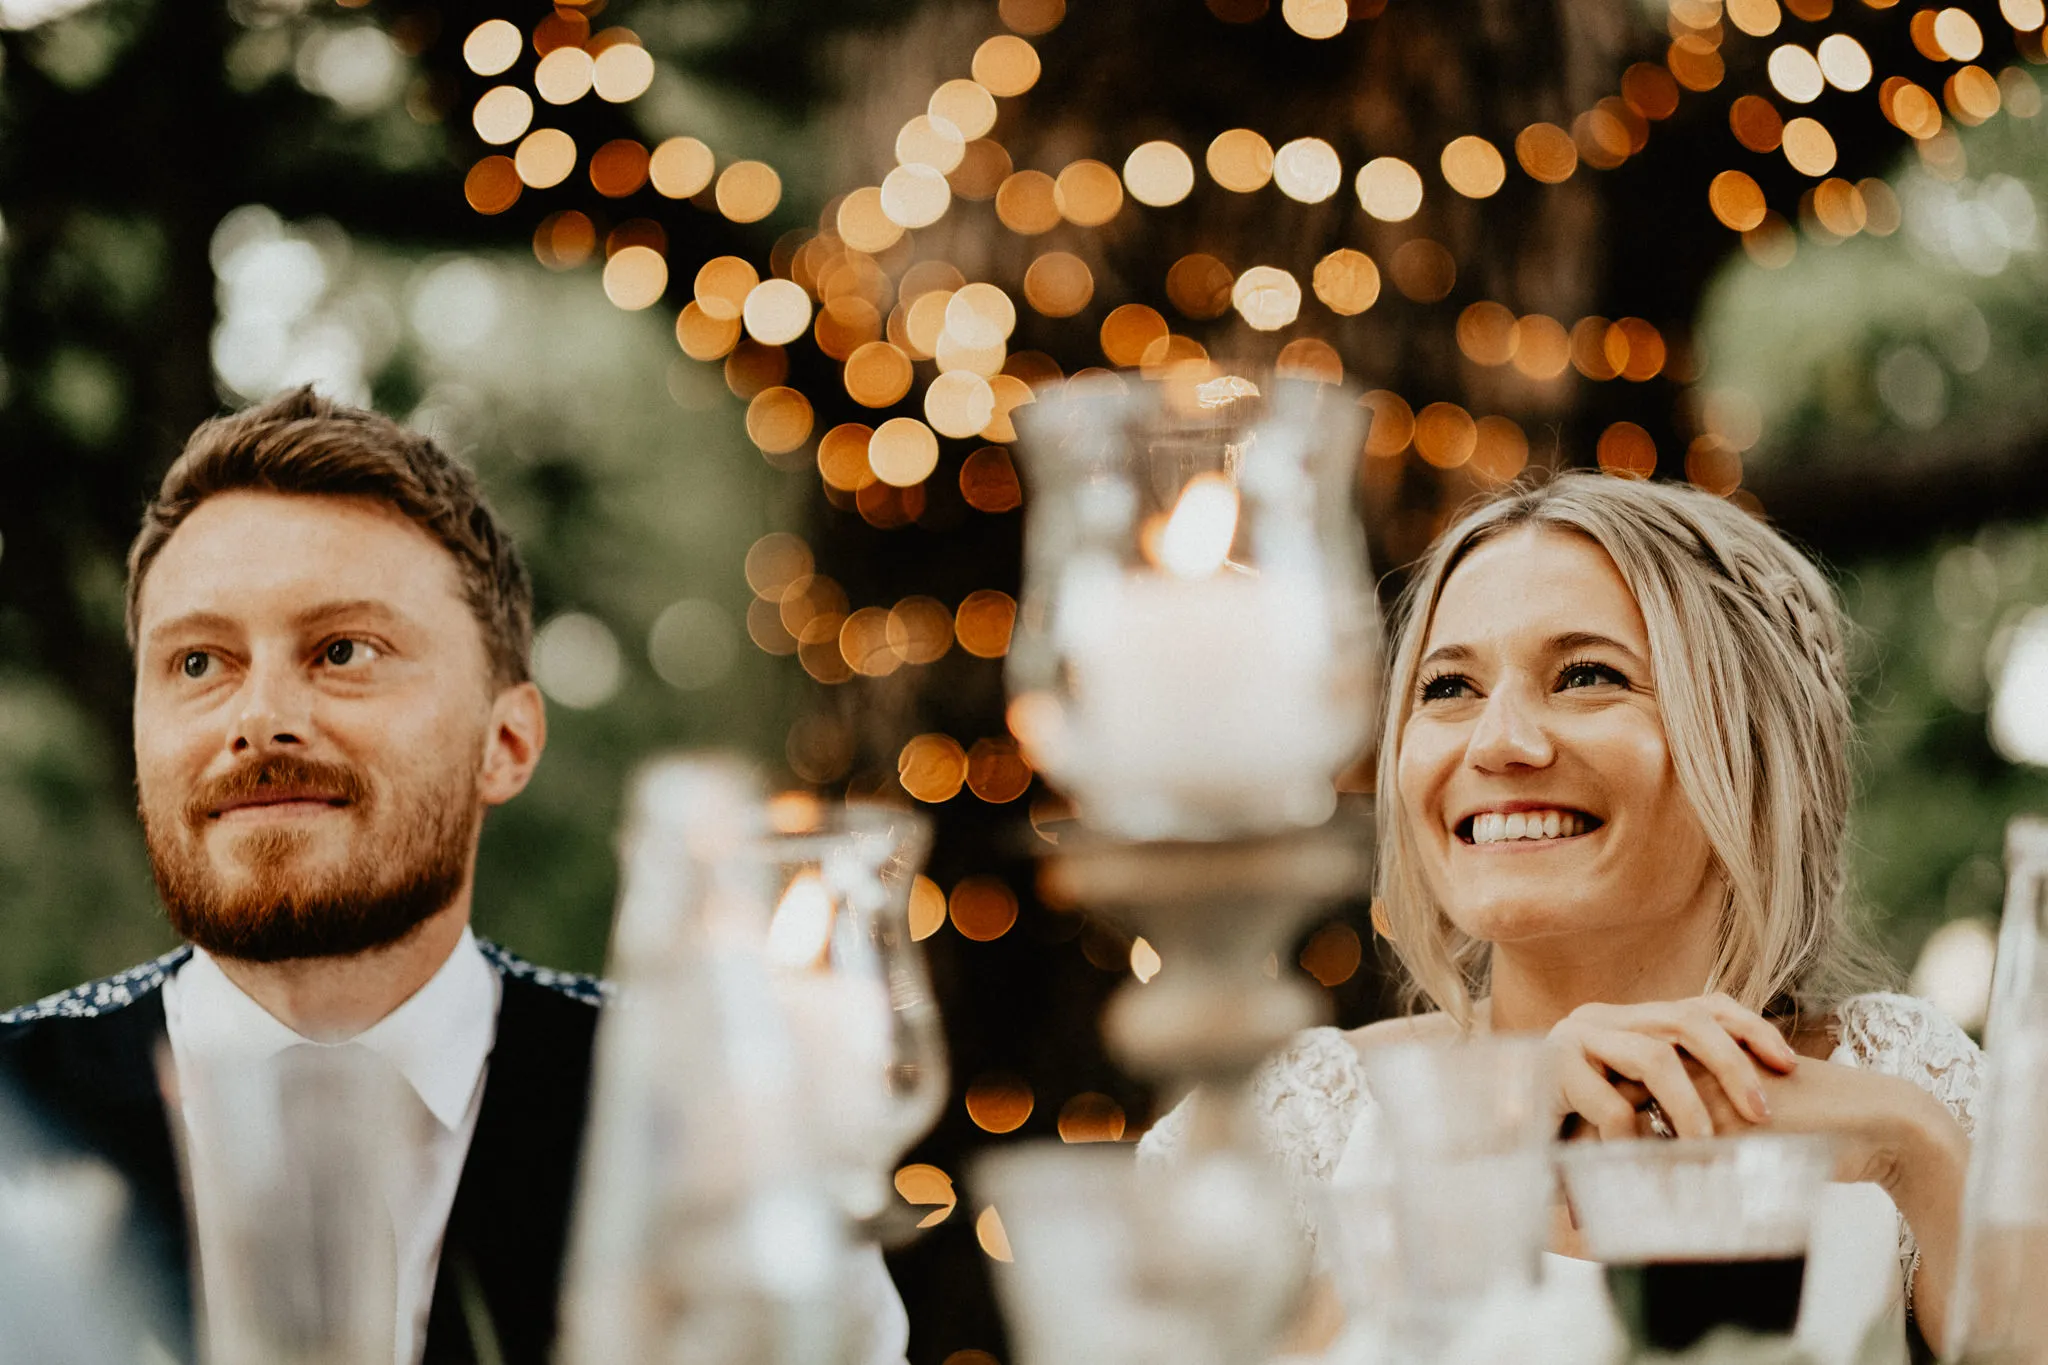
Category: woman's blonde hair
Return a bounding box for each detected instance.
[1374,473,1881,1025]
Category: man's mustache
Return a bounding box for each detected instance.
[183,754,370,825]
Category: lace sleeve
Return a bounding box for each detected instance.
[1835,992,1982,1138]
[1832,991,1983,1315]
[1136,1027,1370,1185]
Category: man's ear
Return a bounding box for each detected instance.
[478,681,546,807]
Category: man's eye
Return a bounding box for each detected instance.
[181,652,211,679]
[322,638,377,667]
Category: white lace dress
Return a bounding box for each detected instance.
[1138,992,1981,1365]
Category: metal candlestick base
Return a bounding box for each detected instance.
[1039,816,1371,1146]
[977,816,1371,1365]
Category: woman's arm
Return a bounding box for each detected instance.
[1882,1080,1971,1352]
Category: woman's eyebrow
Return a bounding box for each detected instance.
[1547,630,1647,665]
[1418,643,1474,669]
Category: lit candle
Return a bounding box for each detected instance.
[1019,476,1370,840]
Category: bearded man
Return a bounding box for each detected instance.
[0,389,908,1365]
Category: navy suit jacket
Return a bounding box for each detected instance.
[0,941,602,1364]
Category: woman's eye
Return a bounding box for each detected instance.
[321,638,377,667]
[1558,661,1627,690]
[181,651,211,679]
[1419,672,1476,702]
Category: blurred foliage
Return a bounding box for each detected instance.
[1703,110,2048,475]
[1845,523,2048,964]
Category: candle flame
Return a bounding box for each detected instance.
[765,870,835,970]
[1157,473,1239,579]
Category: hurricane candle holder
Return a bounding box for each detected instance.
[1007,369,1379,844]
[984,368,1383,1365]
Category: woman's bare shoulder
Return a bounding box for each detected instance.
[1340,1011,1461,1063]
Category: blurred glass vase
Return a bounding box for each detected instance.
[752,802,946,1223]
[1008,370,1379,842]
[1947,816,2048,1364]
[174,1044,415,1365]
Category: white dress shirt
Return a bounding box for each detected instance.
[162,928,499,1365]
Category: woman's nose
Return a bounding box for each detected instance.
[1464,684,1555,771]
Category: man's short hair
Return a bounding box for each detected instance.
[125,386,533,688]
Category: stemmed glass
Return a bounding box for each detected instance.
[170,1044,417,1365]
[1007,368,1379,842]
[0,1090,153,1363]
[974,1143,1307,1365]
[751,802,946,1225]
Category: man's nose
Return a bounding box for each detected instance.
[228,655,311,755]
[1465,682,1555,771]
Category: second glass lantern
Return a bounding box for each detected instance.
[1007,370,1379,842]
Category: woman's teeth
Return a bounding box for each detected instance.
[1468,810,1588,845]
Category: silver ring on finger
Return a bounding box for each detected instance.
[1642,1098,1677,1140]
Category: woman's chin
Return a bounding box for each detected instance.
[1444,895,1627,947]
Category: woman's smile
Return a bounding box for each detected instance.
[1455,806,1602,846]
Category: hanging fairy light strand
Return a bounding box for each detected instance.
[452,0,2046,735]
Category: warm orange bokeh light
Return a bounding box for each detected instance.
[1166,254,1236,319]
[716,161,783,223]
[995,170,1062,234]
[589,139,649,197]
[1597,422,1658,478]
[965,1072,1032,1130]
[1206,128,1276,193]
[1515,123,1579,183]
[960,446,1024,512]
[1100,304,1170,367]
[1360,390,1415,457]
[956,590,1018,658]
[464,156,522,214]
[899,735,968,804]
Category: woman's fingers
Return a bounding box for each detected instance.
[1582,1031,1717,1139]
[1702,993,1800,1073]
[1666,1008,1772,1124]
[1682,1056,1756,1136]
[1547,994,1799,1142]
[1555,1051,1641,1141]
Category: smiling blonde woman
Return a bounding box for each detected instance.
[1141,474,1980,1360]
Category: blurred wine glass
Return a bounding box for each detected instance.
[754,801,945,1226]
[975,1142,1306,1365]
[559,756,849,1365]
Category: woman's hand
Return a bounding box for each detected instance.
[1545,993,1801,1140]
[1566,1016,1972,1354]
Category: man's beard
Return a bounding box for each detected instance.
[142,753,479,963]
